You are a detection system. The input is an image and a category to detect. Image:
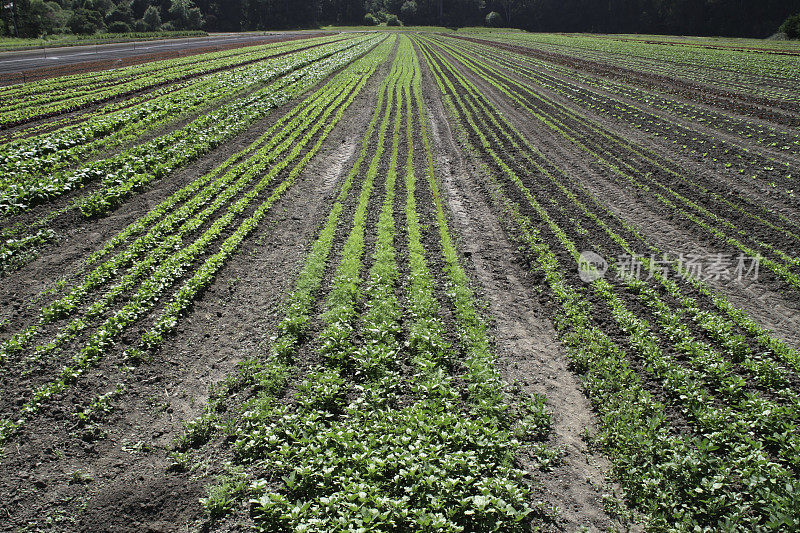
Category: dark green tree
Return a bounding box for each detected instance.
[319,0,363,24]
[780,11,800,37]
[142,4,161,29]
[107,1,135,26]
[24,0,66,35]
[384,0,404,14]
[169,0,204,29]
[68,7,104,33]
[400,0,416,23]
[494,0,528,26]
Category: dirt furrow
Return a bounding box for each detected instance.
[419,40,626,532]
[0,71,376,531]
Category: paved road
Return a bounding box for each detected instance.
[0,32,317,75]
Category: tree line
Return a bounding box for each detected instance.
[2,0,799,38]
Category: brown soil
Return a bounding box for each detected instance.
[431,41,800,343]
[418,40,629,531]
[0,54,378,532]
[3,32,799,533]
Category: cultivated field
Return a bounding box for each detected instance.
[0,29,799,531]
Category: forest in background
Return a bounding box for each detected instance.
[2,0,800,41]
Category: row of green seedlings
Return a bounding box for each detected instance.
[0,38,372,280]
[0,229,56,275]
[0,35,376,219]
[0,33,282,102]
[0,36,345,157]
[420,36,800,384]
[447,35,800,182]
[430,37,800,291]
[1,34,390,383]
[175,36,554,532]
[0,35,326,113]
[475,33,800,131]
[4,69,373,351]
[595,34,800,54]
[0,38,371,276]
[434,26,796,444]
[0,35,339,145]
[0,36,394,445]
[0,74,204,143]
[0,77,187,143]
[480,41,800,159]
[418,35,800,530]
[0,34,388,434]
[527,147,800,470]
[0,35,360,210]
[4,35,345,130]
[438,36,800,241]
[72,34,375,221]
[428,30,796,520]
[0,35,280,98]
[0,35,348,127]
[436,35,800,237]
[423,35,800,414]
[504,39,800,157]
[2,76,221,186]
[0,35,349,192]
[488,33,800,104]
